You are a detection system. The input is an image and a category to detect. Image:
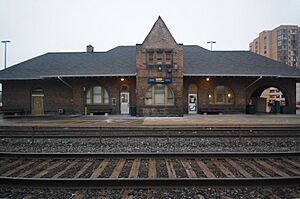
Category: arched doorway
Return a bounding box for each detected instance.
[31,88,44,115]
[249,86,288,114]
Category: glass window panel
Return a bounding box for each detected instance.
[93,86,101,95]
[156,52,163,64]
[155,84,165,94]
[93,94,101,104]
[104,89,109,104]
[155,94,164,104]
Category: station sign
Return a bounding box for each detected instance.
[148,77,172,84]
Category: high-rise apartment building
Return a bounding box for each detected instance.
[250,25,300,106]
[250,25,300,68]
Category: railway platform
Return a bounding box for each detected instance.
[0,114,300,127]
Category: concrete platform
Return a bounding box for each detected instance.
[0,114,300,127]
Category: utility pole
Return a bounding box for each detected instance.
[207,41,216,51]
[1,40,11,69]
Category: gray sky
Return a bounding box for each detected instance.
[0,0,299,68]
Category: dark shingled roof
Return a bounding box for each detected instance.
[0,46,136,80]
[183,45,300,77]
[0,45,300,80]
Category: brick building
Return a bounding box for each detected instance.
[0,17,300,116]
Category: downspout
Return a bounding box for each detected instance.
[58,76,72,89]
[246,76,262,89]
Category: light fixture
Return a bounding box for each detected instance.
[121,78,125,82]
[228,93,231,98]
[206,77,210,81]
[209,94,212,98]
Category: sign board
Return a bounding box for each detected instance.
[148,77,172,84]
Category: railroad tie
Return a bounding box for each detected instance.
[212,159,235,178]
[244,161,270,177]
[17,160,51,178]
[74,161,94,178]
[254,158,289,177]
[226,159,252,178]
[165,159,176,178]
[0,159,24,174]
[282,158,300,169]
[33,160,65,178]
[271,159,300,176]
[1,161,35,177]
[196,160,216,178]
[52,159,80,178]
[180,159,197,178]
[148,159,157,178]
[110,159,126,178]
[128,159,141,178]
[90,159,110,178]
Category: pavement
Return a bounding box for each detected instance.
[0,113,300,127]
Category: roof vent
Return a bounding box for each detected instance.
[86,45,94,53]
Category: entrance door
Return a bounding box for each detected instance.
[120,92,130,114]
[188,94,197,114]
[32,95,44,115]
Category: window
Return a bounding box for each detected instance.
[86,86,109,104]
[156,52,163,65]
[209,86,234,104]
[147,52,154,65]
[165,52,172,65]
[145,84,174,105]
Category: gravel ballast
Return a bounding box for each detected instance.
[0,137,299,153]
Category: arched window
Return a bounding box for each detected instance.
[86,86,109,104]
[209,86,234,104]
[145,84,174,105]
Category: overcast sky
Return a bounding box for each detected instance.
[0,0,299,69]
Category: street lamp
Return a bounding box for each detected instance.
[207,41,216,51]
[1,40,11,69]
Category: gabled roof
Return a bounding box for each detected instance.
[183,45,300,78]
[0,46,136,80]
[142,16,177,49]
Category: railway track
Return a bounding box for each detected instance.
[0,152,299,187]
[0,125,300,138]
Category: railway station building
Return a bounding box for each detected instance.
[0,17,300,117]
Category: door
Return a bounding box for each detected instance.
[120,92,130,114]
[32,95,44,115]
[188,94,197,114]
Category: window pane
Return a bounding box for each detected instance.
[156,52,163,64]
[155,94,164,104]
[165,52,172,65]
[93,86,101,95]
[93,94,101,104]
[104,89,109,104]
[86,90,91,104]
[155,84,165,94]
[167,87,174,104]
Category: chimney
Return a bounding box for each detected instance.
[86,45,94,53]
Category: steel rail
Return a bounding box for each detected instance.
[1,177,299,187]
[1,152,299,159]
[0,125,300,138]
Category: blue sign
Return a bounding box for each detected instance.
[148,77,172,84]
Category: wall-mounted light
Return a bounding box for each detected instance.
[121,78,125,82]
[206,77,210,81]
[227,93,231,98]
[209,94,212,98]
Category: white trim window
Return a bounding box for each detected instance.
[145,84,174,105]
[86,86,109,104]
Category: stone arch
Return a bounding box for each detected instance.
[247,83,293,113]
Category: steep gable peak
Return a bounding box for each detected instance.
[142,16,177,49]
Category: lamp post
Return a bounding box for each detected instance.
[1,40,11,69]
[207,41,216,51]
